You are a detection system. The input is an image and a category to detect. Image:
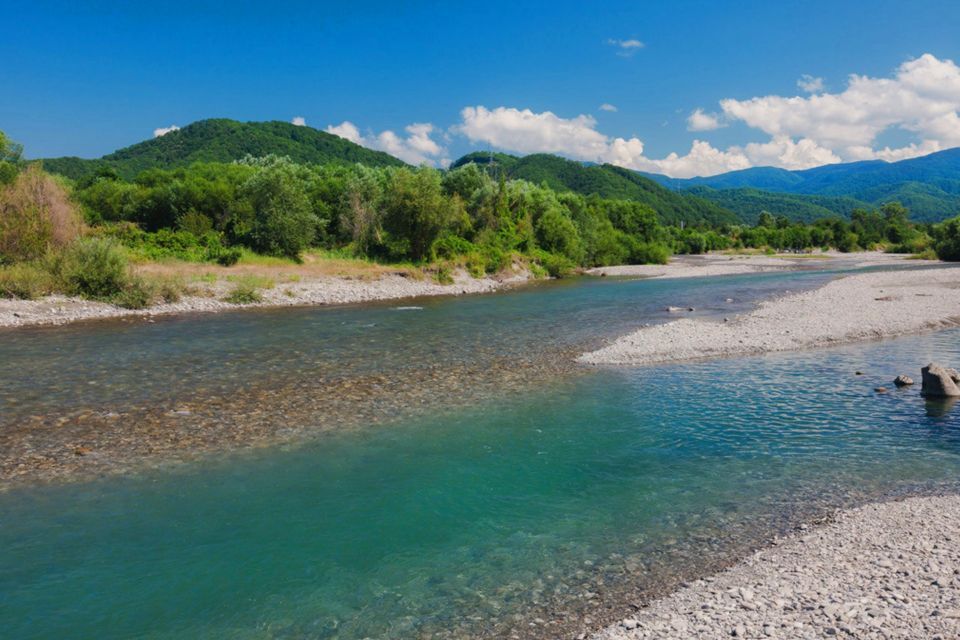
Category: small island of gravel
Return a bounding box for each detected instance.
[580,267,960,366]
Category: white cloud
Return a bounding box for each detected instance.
[599,103,618,112]
[607,38,644,57]
[291,116,307,126]
[797,74,825,94]
[153,125,180,137]
[457,106,616,159]
[454,105,849,178]
[325,121,446,166]
[686,109,724,131]
[721,53,960,160]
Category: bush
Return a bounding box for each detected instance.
[0,263,55,299]
[625,240,670,265]
[113,278,156,309]
[908,248,938,260]
[432,235,476,260]
[464,251,486,278]
[533,250,576,278]
[0,165,82,262]
[224,281,263,304]
[434,263,454,285]
[214,246,242,266]
[934,216,960,261]
[53,238,130,299]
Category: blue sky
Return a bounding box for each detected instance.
[5,0,960,176]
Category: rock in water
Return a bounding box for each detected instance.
[893,374,914,387]
[921,363,960,397]
[947,368,960,383]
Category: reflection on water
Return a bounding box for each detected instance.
[925,396,959,418]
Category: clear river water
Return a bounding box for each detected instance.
[1,267,958,639]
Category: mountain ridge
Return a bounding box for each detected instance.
[41,119,406,180]
[639,147,960,222]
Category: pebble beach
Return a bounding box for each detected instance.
[595,495,960,640]
[580,266,960,366]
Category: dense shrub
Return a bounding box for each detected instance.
[52,238,130,299]
[224,279,265,304]
[0,263,55,299]
[0,165,82,262]
[934,216,960,261]
[533,250,576,278]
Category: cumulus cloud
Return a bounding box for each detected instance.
[721,53,960,161]
[607,38,644,57]
[453,105,852,178]
[325,121,446,166]
[599,103,618,112]
[153,125,180,137]
[686,109,724,131]
[291,116,307,126]
[797,74,825,94]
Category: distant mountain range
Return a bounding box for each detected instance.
[638,148,960,223]
[39,118,960,224]
[41,119,405,180]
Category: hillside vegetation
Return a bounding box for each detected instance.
[42,119,406,181]
[4,125,960,312]
[451,152,738,227]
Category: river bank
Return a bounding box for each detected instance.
[0,266,532,329]
[0,251,922,329]
[594,494,960,640]
[580,266,960,365]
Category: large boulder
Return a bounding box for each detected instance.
[921,363,960,397]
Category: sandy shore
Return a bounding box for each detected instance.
[594,494,960,640]
[0,268,529,329]
[587,251,914,280]
[580,266,960,366]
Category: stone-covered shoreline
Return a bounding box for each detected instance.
[580,267,960,366]
[594,494,960,640]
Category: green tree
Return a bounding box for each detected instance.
[934,216,960,261]
[381,167,462,261]
[239,156,317,259]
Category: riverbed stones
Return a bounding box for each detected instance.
[921,363,960,397]
[594,496,960,640]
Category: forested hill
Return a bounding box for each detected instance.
[685,187,870,225]
[641,147,960,222]
[41,119,407,181]
[450,152,739,226]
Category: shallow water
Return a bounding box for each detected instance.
[2,267,959,639]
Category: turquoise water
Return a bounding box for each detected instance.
[2,268,959,639]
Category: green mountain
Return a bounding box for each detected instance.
[451,152,738,226]
[641,147,960,222]
[685,187,870,225]
[42,119,406,180]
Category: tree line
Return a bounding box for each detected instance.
[3,127,960,302]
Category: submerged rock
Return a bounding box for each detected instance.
[893,375,914,387]
[920,363,960,397]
